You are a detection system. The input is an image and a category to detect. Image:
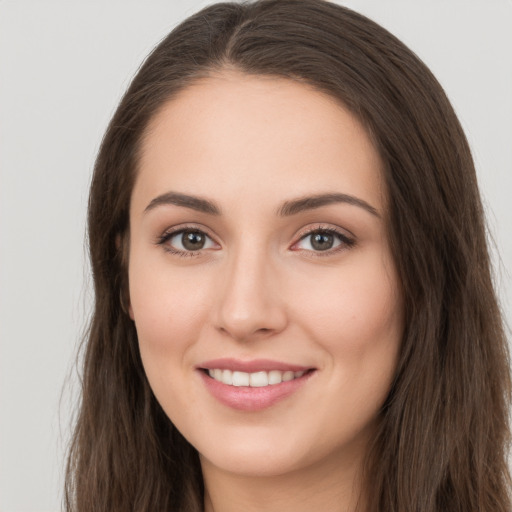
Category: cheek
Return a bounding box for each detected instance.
[289,254,402,450]
[127,255,212,376]
[127,261,218,429]
[292,250,402,381]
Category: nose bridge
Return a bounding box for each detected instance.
[215,240,286,341]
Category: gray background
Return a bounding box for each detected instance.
[1,1,511,510]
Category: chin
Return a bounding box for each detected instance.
[199,448,306,479]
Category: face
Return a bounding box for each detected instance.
[128,71,403,480]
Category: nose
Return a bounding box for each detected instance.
[214,247,288,342]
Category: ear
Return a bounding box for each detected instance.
[119,286,134,320]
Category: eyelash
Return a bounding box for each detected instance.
[291,226,356,257]
[155,224,355,258]
[155,224,217,257]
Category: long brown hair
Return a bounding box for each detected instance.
[65,1,511,510]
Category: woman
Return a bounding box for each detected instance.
[65,1,511,510]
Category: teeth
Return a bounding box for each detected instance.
[250,371,268,387]
[222,369,232,385]
[268,370,283,385]
[207,368,308,387]
[232,371,250,387]
[283,370,295,382]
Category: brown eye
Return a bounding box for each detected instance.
[181,230,206,250]
[160,228,218,254]
[310,232,334,251]
[293,228,354,253]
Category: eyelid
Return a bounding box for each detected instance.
[290,224,356,254]
[155,223,221,255]
[154,222,355,257]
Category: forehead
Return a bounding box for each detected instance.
[134,70,385,214]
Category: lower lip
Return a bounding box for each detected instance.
[198,370,315,411]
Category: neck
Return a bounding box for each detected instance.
[201,447,367,512]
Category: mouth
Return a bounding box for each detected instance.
[201,368,314,387]
[197,358,317,411]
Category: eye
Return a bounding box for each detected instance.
[158,228,218,254]
[292,228,354,253]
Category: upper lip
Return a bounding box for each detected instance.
[197,358,314,373]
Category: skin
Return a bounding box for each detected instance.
[128,70,403,512]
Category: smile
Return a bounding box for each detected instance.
[206,369,307,387]
[198,360,316,411]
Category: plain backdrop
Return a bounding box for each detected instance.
[0,1,511,510]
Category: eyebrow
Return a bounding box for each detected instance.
[277,193,380,218]
[144,191,221,215]
[144,191,379,218]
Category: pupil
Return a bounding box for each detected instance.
[182,231,205,250]
[311,232,333,251]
